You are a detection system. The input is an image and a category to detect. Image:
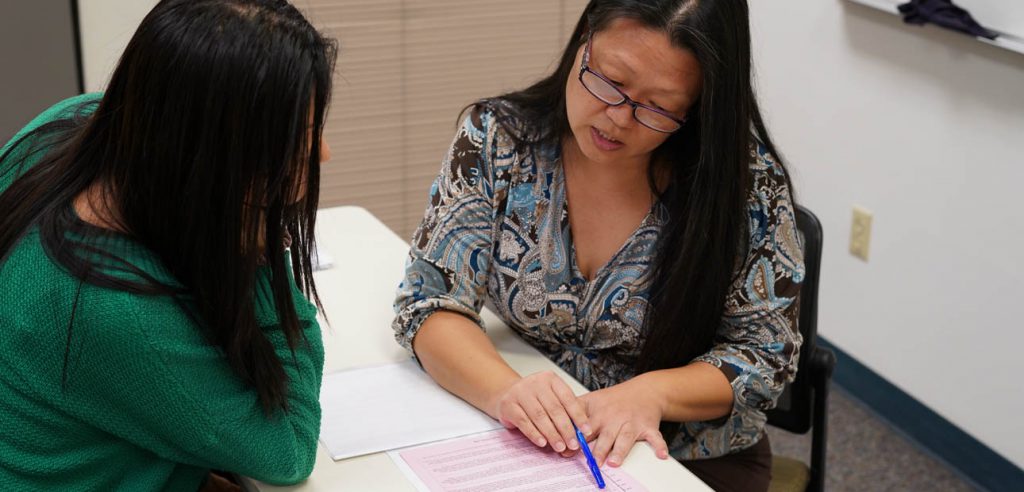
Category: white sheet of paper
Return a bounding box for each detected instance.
[318,360,504,461]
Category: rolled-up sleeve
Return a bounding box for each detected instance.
[692,146,805,425]
[392,108,504,354]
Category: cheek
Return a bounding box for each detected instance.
[637,133,671,153]
[565,79,604,129]
[564,77,583,126]
[293,167,309,203]
[320,137,332,163]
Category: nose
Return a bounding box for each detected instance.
[604,103,634,129]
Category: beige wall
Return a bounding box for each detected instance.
[303,0,590,239]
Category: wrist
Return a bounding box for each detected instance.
[484,373,522,420]
[632,371,670,418]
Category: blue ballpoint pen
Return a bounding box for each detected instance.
[573,423,605,489]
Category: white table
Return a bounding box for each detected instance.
[248,206,711,491]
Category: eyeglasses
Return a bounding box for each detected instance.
[578,33,687,134]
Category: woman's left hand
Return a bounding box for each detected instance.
[579,375,671,467]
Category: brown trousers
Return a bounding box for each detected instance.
[679,435,772,492]
[198,472,242,492]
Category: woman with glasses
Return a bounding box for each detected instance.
[0,1,335,490]
[394,1,802,490]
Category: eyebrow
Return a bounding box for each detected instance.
[595,50,688,101]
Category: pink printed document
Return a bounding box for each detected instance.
[389,429,648,492]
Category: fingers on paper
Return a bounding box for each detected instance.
[527,395,570,452]
[591,421,620,468]
[537,390,578,451]
[550,379,591,437]
[504,404,548,448]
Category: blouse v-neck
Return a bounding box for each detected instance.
[556,155,658,285]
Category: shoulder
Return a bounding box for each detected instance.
[0,234,194,361]
[743,142,801,256]
[748,142,789,185]
[29,93,102,129]
[445,102,525,185]
[76,262,319,347]
[466,99,547,153]
[81,286,194,349]
[105,249,320,329]
[66,243,196,339]
[456,102,515,153]
[444,104,496,166]
[41,92,103,123]
[1,93,103,190]
[2,93,102,153]
[746,141,795,207]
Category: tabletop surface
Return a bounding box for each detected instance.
[247,206,711,492]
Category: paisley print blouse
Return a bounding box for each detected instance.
[393,107,805,460]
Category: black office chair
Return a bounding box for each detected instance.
[766,205,836,492]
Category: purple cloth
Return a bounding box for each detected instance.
[898,0,998,40]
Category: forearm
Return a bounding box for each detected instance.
[412,310,521,419]
[635,361,734,422]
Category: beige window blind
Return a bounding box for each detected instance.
[302,0,589,239]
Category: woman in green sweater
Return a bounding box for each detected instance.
[0,1,336,490]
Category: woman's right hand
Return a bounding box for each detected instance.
[490,371,593,454]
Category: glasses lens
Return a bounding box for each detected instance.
[581,70,624,105]
[635,107,682,133]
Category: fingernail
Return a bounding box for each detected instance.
[554,441,566,452]
[537,438,547,447]
[609,456,619,466]
[582,424,593,435]
[568,439,579,450]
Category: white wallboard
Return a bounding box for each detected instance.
[750,0,1024,469]
[78,0,158,92]
[848,0,1024,55]
[958,0,1024,41]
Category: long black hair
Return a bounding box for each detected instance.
[0,0,337,413]
[479,0,789,386]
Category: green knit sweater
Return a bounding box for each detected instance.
[0,94,325,491]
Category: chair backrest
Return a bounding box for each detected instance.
[766,205,823,434]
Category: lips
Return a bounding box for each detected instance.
[590,126,624,151]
